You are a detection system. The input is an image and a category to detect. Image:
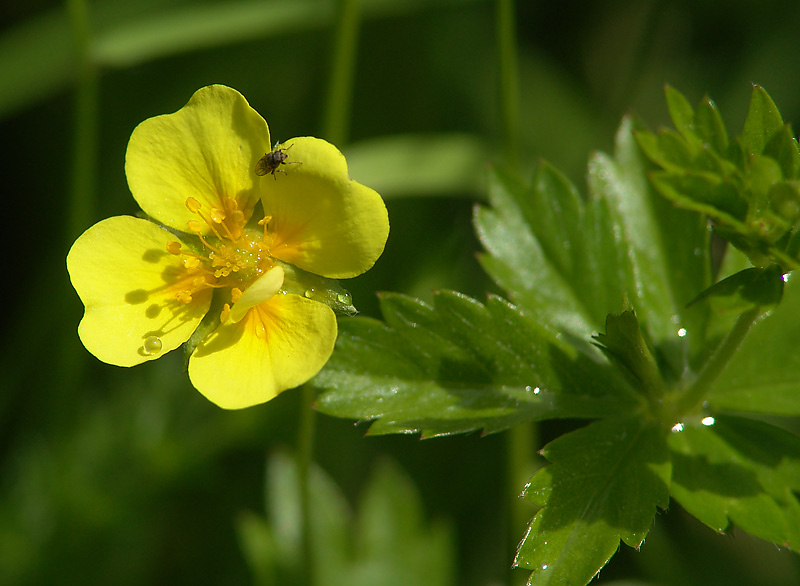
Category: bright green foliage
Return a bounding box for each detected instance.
[707,276,800,415]
[313,86,800,586]
[669,416,800,549]
[515,416,670,586]
[637,85,800,272]
[237,453,454,586]
[593,309,665,401]
[314,291,637,437]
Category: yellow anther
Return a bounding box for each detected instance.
[166,241,182,254]
[183,257,201,269]
[220,303,231,323]
[186,197,202,213]
[209,208,226,223]
[176,291,193,304]
[230,210,245,228]
[231,287,243,303]
[186,219,203,234]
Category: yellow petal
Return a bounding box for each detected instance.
[188,294,337,409]
[66,216,212,366]
[229,265,284,323]
[125,85,271,233]
[262,137,389,279]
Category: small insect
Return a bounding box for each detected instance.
[255,142,302,179]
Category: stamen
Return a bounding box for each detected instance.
[231,287,243,303]
[220,303,231,323]
[184,197,224,241]
[176,291,193,304]
[185,197,202,213]
[166,241,182,255]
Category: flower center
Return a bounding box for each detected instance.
[165,197,277,320]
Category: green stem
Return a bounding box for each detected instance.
[675,307,761,417]
[507,422,538,586]
[66,0,99,242]
[496,0,520,168]
[297,384,317,584]
[322,0,361,146]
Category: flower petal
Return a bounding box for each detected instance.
[125,84,271,233]
[188,294,337,409]
[262,137,389,279]
[66,216,212,366]
[229,265,284,323]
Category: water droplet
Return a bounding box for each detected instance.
[337,292,351,304]
[671,422,684,433]
[142,336,162,355]
[533,386,541,394]
[304,288,315,298]
[541,564,548,570]
[677,327,687,338]
[701,416,715,427]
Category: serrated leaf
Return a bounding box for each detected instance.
[707,275,800,415]
[474,170,598,341]
[741,85,785,158]
[515,416,670,586]
[593,309,664,396]
[313,291,638,437]
[588,119,710,370]
[669,416,800,549]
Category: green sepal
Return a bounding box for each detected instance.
[183,291,225,366]
[276,259,357,316]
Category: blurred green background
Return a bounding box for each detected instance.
[2,1,800,584]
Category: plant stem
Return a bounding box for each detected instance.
[322,0,361,146]
[496,0,520,168]
[297,384,317,584]
[507,420,538,586]
[66,0,98,242]
[675,307,761,417]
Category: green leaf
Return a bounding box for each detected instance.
[476,118,711,365]
[593,309,664,396]
[237,453,454,586]
[694,96,729,155]
[588,118,710,370]
[707,275,800,415]
[669,416,800,549]
[515,416,670,586]
[689,265,785,313]
[474,168,598,341]
[665,84,695,139]
[741,85,785,158]
[313,291,638,437]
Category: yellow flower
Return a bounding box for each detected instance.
[67,85,389,409]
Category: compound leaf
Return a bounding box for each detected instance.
[313,291,637,437]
